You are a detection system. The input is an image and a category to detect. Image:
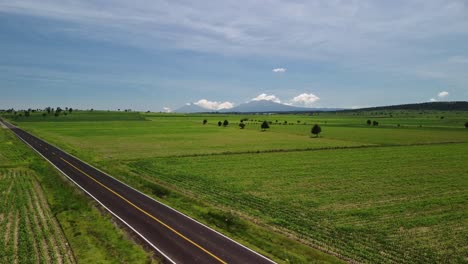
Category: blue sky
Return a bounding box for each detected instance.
[1,0,467,111]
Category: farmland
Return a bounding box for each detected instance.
[0,124,155,263]
[0,168,75,264]
[5,110,468,263]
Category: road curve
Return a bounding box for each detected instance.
[1,119,276,264]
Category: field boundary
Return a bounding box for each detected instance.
[124,141,466,160]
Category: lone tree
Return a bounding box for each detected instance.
[203,119,207,125]
[218,121,222,127]
[261,121,269,131]
[465,122,468,128]
[223,120,229,127]
[373,120,379,126]
[311,124,321,137]
[239,123,246,129]
[366,119,372,126]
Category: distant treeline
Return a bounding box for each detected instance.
[343,101,468,112]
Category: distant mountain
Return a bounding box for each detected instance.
[175,100,343,113]
[221,100,343,113]
[174,103,214,113]
[345,101,468,112]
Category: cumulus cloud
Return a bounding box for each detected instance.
[193,99,234,110]
[272,68,287,73]
[438,91,449,98]
[429,98,437,102]
[163,107,172,112]
[291,93,320,105]
[251,93,281,103]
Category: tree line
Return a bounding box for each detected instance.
[202,119,322,137]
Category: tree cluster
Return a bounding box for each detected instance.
[366,120,379,126]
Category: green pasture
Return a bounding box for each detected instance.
[126,143,468,263]
[4,110,468,263]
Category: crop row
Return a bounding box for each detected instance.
[0,168,75,264]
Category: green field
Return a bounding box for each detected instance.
[0,124,156,263]
[5,110,468,263]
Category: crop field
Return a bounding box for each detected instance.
[0,168,75,264]
[7,110,468,263]
[128,144,468,263]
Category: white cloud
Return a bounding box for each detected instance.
[437,91,449,98]
[193,99,234,110]
[448,56,468,64]
[291,93,320,105]
[3,0,466,64]
[251,93,281,103]
[272,68,287,73]
[429,98,437,102]
[163,106,172,112]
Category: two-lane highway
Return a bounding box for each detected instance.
[1,119,276,264]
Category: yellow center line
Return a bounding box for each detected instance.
[60,157,227,264]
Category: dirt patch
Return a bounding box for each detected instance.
[24,214,39,263]
[3,213,12,247]
[41,239,51,264]
[13,212,19,264]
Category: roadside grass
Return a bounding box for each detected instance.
[0,127,156,263]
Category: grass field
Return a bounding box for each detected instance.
[0,125,156,263]
[6,110,468,263]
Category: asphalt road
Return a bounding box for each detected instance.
[1,119,276,264]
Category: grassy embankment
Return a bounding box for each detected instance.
[0,123,156,263]
[9,110,468,263]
